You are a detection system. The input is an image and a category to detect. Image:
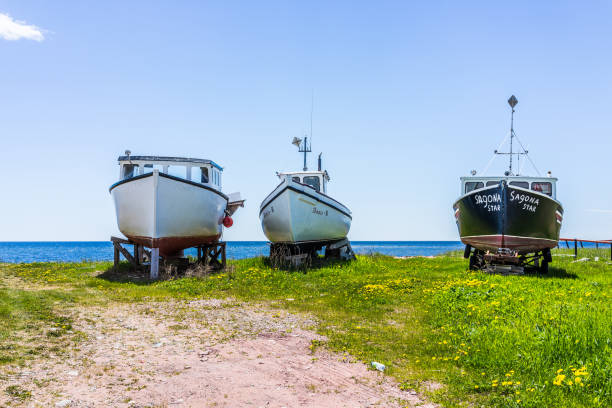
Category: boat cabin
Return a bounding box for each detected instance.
[118,155,224,191]
[460,176,558,199]
[279,170,330,194]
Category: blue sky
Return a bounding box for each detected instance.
[1,1,611,241]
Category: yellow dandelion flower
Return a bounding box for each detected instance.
[553,374,566,386]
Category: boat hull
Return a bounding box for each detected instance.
[453,182,563,254]
[110,171,228,256]
[259,179,351,244]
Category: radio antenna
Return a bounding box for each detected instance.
[310,90,314,143]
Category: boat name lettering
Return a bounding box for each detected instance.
[474,194,501,205]
[510,191,539,212]
[312,207,329,216]
[474,193,501,212]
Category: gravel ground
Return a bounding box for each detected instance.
[0,298,436,408]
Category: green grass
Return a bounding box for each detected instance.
[0,250,610,407]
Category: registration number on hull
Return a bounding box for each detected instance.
[312,207,329,216]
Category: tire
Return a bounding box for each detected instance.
[463,244,472,259]
[469,253,483,271]
[540,259,549,274]
[544,248,553,263]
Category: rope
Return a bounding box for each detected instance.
[513,133,541,176]
[481,131,510,175]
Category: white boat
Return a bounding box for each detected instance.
[260,137,351,244]
[110,153,243,257]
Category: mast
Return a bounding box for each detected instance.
[509,95,516,174]
[493,95,527,176]
[300,137,311,171]
[292,136,311,171]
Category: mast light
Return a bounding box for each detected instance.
[508,95,518,109]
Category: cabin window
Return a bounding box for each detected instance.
[122,164,137,179]
[142,164,164,174]
[486,181,499,187]
[531,182,552,196]
[191,167,207,183]
[167,166,186,179]
[509,181,529,189]
[464,182,484,193]
[292,176,300,183]
[303,176,321,192]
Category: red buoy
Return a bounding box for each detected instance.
[223,216,233,228]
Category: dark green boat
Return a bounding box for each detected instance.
[454,96,563,272]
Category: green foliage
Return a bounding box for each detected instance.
[0,249,610,407]
[4,385,31,401]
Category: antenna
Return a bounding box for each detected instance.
[493,95,528,176]
[310,90,314,144]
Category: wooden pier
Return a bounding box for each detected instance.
[111,236,227,279]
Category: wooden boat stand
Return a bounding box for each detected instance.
[111,236,226,280]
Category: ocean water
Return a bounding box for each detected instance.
[1,241,603,264]
[0,241,466,264]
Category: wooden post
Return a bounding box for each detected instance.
[221,242,226,269]
[133,244,139,265]
[114,245,120,269]
[151,248,159,280]
[574,239,578,258]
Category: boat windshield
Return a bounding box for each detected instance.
[122,164,137,179]
[465,181,484,194]
[303,176,321,192]
[509,181,529,189]
[531,181,552,196]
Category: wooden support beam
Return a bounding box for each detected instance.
[221,242,226,269]
[111,236,132,245]
[133,244,140,265]
[114,245,120,269]
[116,243,137,265]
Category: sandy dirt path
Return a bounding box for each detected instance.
[0,299,436,408]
